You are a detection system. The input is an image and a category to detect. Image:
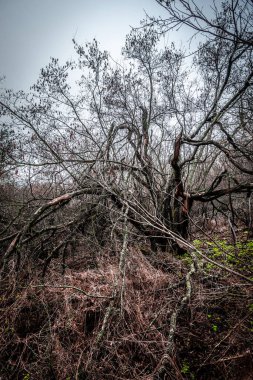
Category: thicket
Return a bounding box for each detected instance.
[0,0,253,379]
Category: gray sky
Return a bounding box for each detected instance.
[0,0,169,91]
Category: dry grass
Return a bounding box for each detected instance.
[0,246,252,379]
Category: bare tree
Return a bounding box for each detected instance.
[0,0,253,274]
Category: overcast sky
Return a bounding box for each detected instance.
[0,0,172,91]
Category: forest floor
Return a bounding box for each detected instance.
[0,232,253,379]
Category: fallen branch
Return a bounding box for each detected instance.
[1,187,101,262]
[30,284,113,299]
[155,260,196,378]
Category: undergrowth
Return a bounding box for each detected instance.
[0,244,252,379]
[192,239,253,277]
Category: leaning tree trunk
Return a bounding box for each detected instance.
[159,132,192,254]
